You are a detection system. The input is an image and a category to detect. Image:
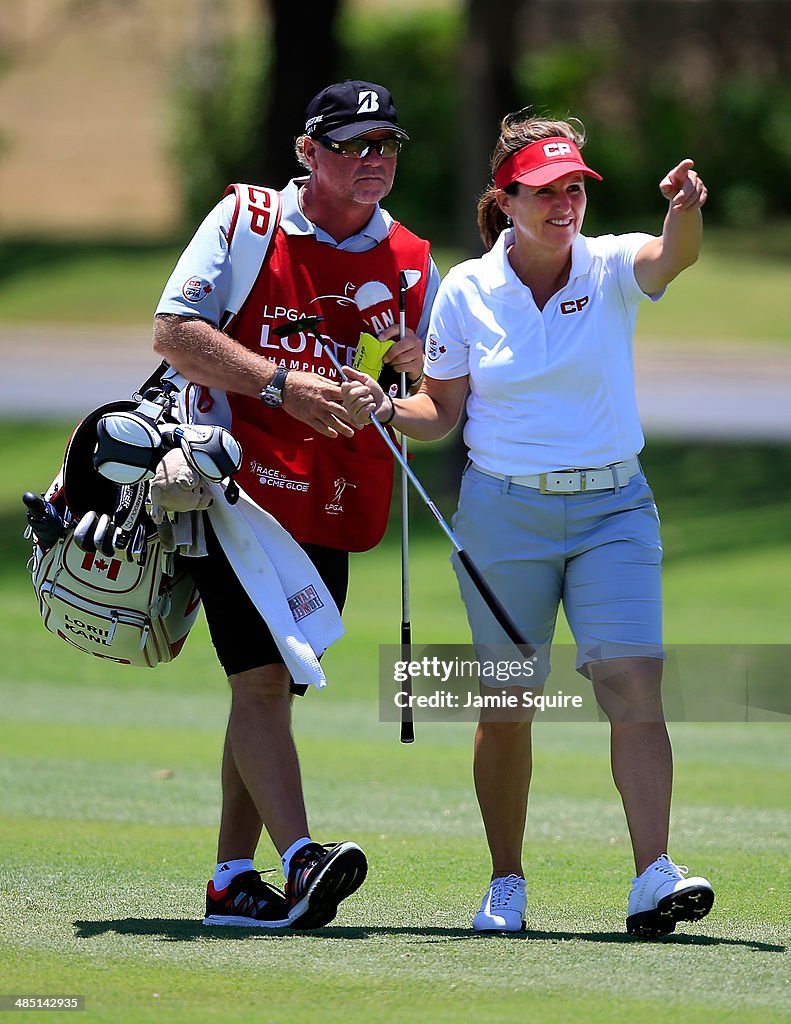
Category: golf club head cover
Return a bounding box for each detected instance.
[352,332,394,381]
[168,424,242,484]
[22,492,66,550]
[93,411,164,484]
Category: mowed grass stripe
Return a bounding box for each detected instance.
[2,948,783,1024]
[2,427,790,1022]
[2,681,789,811]
[1,709,788,1021]
[2,738,789,859]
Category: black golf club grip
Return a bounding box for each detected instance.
[400,622,414,744]
[457,549,536,656]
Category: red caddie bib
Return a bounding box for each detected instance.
[223,224,430,551]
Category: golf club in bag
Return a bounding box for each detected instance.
[272,316,535,737]
[22,379,243,667]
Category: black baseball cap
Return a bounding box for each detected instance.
[304,80,409,142]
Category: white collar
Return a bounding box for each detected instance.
[481,228,595,292]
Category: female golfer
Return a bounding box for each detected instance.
[342,110,714,938]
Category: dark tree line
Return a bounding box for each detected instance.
[253,0,525,249]
[253,0,344,187]
[176,0,791,239]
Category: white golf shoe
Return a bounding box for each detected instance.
[472,874,527,932]
[627,853,714,938]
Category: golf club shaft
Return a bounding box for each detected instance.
[320,340,534,655]
[398,296,414,743]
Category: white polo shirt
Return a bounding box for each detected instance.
[425,228,661,476]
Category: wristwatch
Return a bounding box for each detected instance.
[260,366,289,408]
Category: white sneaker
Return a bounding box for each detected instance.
[627,853,714,938]
[472,874,527,932]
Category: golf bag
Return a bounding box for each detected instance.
[30,513,200,668]
[24,392,216,668]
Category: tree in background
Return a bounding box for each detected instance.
[249,0,343,187]
[458,0,523,252]
[170,0,791,239]
[172,0,342,223]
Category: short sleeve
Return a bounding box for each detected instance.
[607,231,665,304]
[423,270,471,380]
[154,194,236,325]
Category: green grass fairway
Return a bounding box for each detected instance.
[1,424,789,1022]
[1,687,788,1024]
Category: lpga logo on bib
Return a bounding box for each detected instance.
[310,279,399,337]
[325,477,356,515]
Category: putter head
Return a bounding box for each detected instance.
[399,269,422,293]
[272,315,324,338]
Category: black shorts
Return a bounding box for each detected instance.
[186,518,349,694]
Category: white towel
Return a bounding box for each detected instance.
[206,482,344,689]
[162,372,343,686]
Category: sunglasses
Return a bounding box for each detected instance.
[317,136,402,159]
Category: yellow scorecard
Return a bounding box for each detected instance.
[352,332,394,381]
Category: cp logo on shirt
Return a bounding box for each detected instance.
[560,297,589,315]
[543,142,572,158]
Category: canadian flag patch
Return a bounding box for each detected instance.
[81,552,122,580]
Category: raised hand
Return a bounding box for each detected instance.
[659,159,708,212]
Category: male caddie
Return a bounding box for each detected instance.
[153,80,439,928]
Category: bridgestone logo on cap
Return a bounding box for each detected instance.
[357,91,380,113]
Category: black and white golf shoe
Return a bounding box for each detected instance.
[286,841,368,930]
[203,870,290,928]
[626,853,714,939]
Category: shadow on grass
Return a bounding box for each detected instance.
[73,918,785,952]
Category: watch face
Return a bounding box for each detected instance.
[261,388,283,408]
[260,367,288,407]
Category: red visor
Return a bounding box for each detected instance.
[494,137,603,190]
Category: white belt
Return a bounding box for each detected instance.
[470,457,641,494]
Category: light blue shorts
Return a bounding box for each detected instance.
[450,464,664,681]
